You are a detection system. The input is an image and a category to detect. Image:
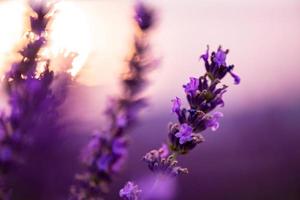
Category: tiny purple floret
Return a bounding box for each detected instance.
[96,155,111,172]
[112,138,127,155]
[200,45,209,61]
[214,46,227,67]
[134,2,153,31]
[171,97,181,113]
[120,181,142,200]
[183,77,199,96]
[229,71,240,85]
[206,112,224,131]
[175,123,193,144]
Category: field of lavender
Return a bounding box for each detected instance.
[0,0,299,200]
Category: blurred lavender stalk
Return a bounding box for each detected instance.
[69,1,157,200]
[0,0,75,198]
[121,46,240,198]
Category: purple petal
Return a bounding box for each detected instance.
[171,97,181,113]
[229,71,241,85]
[120,181,141,200]
[200,45,209,61]
[214,46,228,67]
[183,77,199,95]
[175,123,193,144]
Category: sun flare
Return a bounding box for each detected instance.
[49,1,92,77]
[0,1,91,77]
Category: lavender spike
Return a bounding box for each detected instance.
[142,46,239,177]
[0,1,74,198]
[69,1,157,199]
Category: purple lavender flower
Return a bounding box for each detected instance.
[0,1,74,198]
[81,133,101,165]
[112,138,128,155]
[0,0,55,171]
[141,46,240,179]
[168,123,204,154]
[205,112,224,131]
[175,123,193,144]
[200,46,240,85]
[229,70,241,85]
[29,0,52,35]
[213,46,227,67]
[119,181,141,200]
[143,144,188,176]
[97,154,112,172]
[134,1,154,31]
[69,2,157,199]
[171,97,181,113]
[183,77,199,96]
[167,47,239,154]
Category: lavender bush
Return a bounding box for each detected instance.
[69,2,157,200]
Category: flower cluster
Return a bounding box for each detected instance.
[69,2,157,199]
[143,46,240,177]
[143,144,188,176]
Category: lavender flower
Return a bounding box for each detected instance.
[134,1,155,31]
[200,46,240,85]
[143,144,188,176]
[69,2,157,199]
[168,123,204,154]
[29,0,53,35]
[119,181,141,200]
[183,77,199,96]
[0,1,74,198]
[213,47,227,67]
[175,123,193,144]
[171,97,181,113]
[141,46,240,179]
[205,111,224,131]
[0,2,54,196]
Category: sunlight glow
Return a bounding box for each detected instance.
[0,1,25,75]
[49,1,92,77]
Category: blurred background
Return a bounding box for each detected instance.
[0,0,300,199]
